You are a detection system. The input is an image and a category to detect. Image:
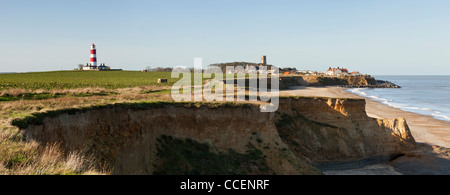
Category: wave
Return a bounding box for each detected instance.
[347,89,391,104]
[348,88,367,96]
[346,88,450,122]
[432,113,450,121]
[403,106,432,111]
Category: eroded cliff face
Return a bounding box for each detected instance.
[22,103,319,175]
[276,97,416,167]
[18,97,417,174]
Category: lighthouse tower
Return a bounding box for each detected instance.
[90,43,97,67]
[83,43,110,70]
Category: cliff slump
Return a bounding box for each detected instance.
[20,103,320,175]
[276,97,416,169]
[16,97,416,174]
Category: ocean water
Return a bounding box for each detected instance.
[346,75,450,122]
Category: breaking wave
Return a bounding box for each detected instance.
[346,77,450,122]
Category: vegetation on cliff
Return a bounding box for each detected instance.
[154,135,270,175]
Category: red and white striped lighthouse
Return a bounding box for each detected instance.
[90,43,97,67]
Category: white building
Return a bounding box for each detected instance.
[326,68,342,76]
[326,67,348,76]
[83,63,110,71]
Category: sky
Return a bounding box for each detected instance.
[0,0,449,75]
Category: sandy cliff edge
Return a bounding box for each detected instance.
[13,96,419,175]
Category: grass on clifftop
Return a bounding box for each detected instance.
[0,71,178,90]
[10,100,257,129]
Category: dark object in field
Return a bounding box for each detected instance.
[158,79,168,84]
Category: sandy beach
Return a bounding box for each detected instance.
[281,86,450,148]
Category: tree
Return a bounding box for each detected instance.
[78,64,85,70]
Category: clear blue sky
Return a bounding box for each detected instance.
[1,0,449,75]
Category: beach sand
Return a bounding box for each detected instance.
[280,86,450,175]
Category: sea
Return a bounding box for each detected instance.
[347,75,450,122]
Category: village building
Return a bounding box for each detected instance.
[297,70,320,75]
[351,71,362,76]
[220,55,274,74]
[326,67,349,76]
[83,63,110,71]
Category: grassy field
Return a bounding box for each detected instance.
[0,71,179,90]
[0,70,183,174]
[0,70,269,90]
[0,70,261,174]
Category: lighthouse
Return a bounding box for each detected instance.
[83,43,110,70]
[90,43,97,67]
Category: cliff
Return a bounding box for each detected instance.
[18,103,320,175]
[14,97,417,174]
[276,97,416,169]
[280,76,377,89]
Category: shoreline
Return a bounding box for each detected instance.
[280,86,450,149]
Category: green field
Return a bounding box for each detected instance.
[0,71,180,90]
